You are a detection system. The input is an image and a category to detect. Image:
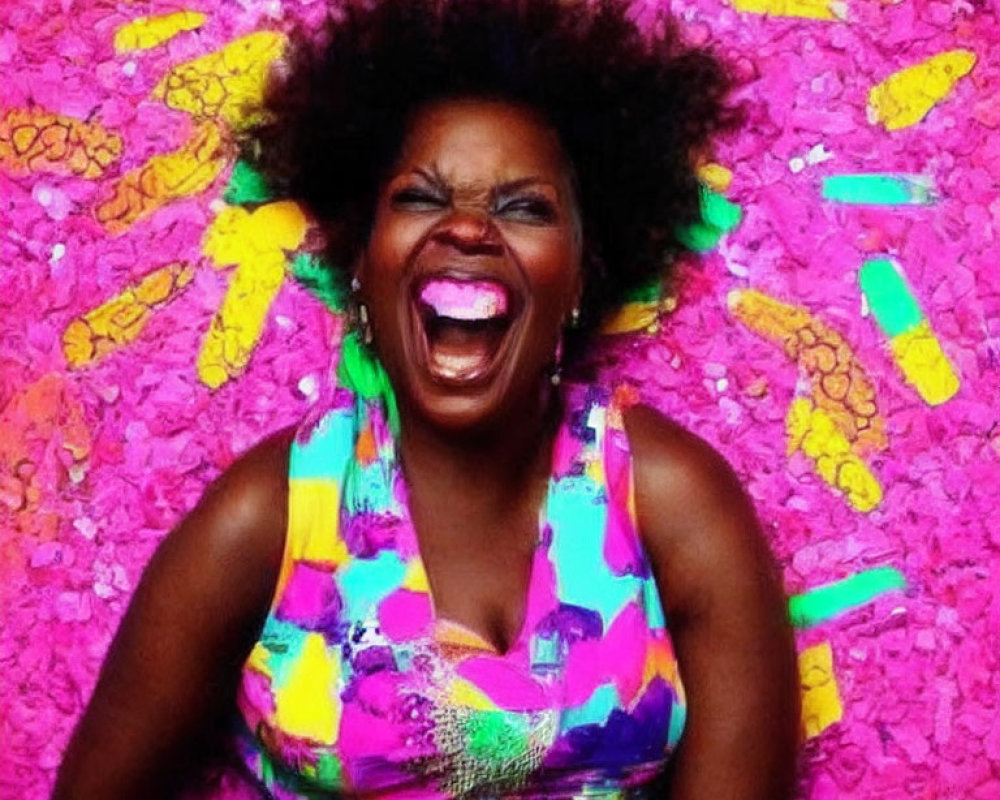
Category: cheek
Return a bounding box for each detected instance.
[504,227,581,293]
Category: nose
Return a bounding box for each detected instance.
[431,207,503,255]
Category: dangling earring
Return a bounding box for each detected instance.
[350,275,373,345]
[550,336,564,387]
[550,307,579,387]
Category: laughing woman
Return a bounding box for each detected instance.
[54,1,798,798]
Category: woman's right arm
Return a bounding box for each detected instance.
[53,427,294,800]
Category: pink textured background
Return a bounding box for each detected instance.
[1,1,998,798]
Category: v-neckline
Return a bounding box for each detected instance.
[389,418,565,658]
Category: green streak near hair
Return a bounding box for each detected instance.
[788,566,907,629]
[223,159,274,205]
[822,174,935,206]
[858,258,923,338]
[675,186,742,253]
[292,253,349,313]
[337,330,400,437]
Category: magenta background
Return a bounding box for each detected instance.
[1,1,999,798]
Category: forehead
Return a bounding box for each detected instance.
[395,98,571,186]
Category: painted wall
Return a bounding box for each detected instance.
[1,0,997,797]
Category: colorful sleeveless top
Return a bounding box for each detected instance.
[235,383,686,799]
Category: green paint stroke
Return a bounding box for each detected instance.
[859,258,924,338]
[823,174,935,206]
[623,279,663,304]
[465,711,530,764]
[337,331,400,437]
[789,566,907,629]
[291,252,348,313]
[675,187,743,253]
[223,159,274,205]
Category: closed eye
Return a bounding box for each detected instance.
[494,194,558,224]
[390,187,448,211]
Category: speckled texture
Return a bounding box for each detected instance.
[1,1,998,798]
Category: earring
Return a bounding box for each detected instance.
[350,276,373,345]
[550,337,564,387]
[569,306,581,329]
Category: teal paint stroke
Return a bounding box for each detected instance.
[823,174,936,206]
[562,683,620,729]
[675,187,743,253]
[337,550,407,619]
[789,566,907,629]
[859,258,924,338]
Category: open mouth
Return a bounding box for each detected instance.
[412,275,517,384]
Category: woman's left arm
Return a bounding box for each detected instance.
[625,405,799,800]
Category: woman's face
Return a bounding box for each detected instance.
[359,98,582,433]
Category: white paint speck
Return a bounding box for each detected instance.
[716,378,729,392]
[122,61,137,77]
[788,157,806,174]
[36,187,52,206]
[50,243,66,263]
[298,374,318,399]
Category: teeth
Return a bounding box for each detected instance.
[419,278,508,321]
[429,351,487,378]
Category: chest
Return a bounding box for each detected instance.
[236,396,686,797]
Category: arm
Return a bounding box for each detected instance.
[53,427,294,800]
[625,405,799,800]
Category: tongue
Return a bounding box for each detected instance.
[419,278,508,321]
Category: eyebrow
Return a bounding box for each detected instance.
[407,168,557,197]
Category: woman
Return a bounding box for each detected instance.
[55,1,798,798]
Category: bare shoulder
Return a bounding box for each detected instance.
[622,403,799,799]
[54,426,295,799]
[621,402,779,620]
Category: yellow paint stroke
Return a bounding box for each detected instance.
[787,398,882,512]
[152,31,287,129]
[62,262,194,367]
[728,289,886,454]
[274,633,341,744]
[602,301,659,335]
[114,11,206,52]
[868,50,976,131]
[0,108,121,178]
[731,0,844,21]
[799,641,843,739]
[95,120,229,235]
[889,320,960,406]
[198,201,308,388]
[697,162,733,193]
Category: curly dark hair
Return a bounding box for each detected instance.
[244,0,734,335]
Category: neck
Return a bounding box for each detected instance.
[396,384,562,508]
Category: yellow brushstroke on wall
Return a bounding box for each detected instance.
[0,108,121,178]
[787,398,882,512]
[731,0,844,21]
[152,31,287,129]
[197,201,309,388]
[889,320,960,406]
[799,641,843,739]
[62,263,195,367]
[696,162,733,193]
[114,11,206,52]
[95,120,229,234]
[601,301,659,335]
[728,289,886,453]
[868,50,976,131]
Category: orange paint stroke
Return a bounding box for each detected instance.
[62,262,195,368]
[0,374,91,538]
[95,120,230,235]
[0,108,122,179]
